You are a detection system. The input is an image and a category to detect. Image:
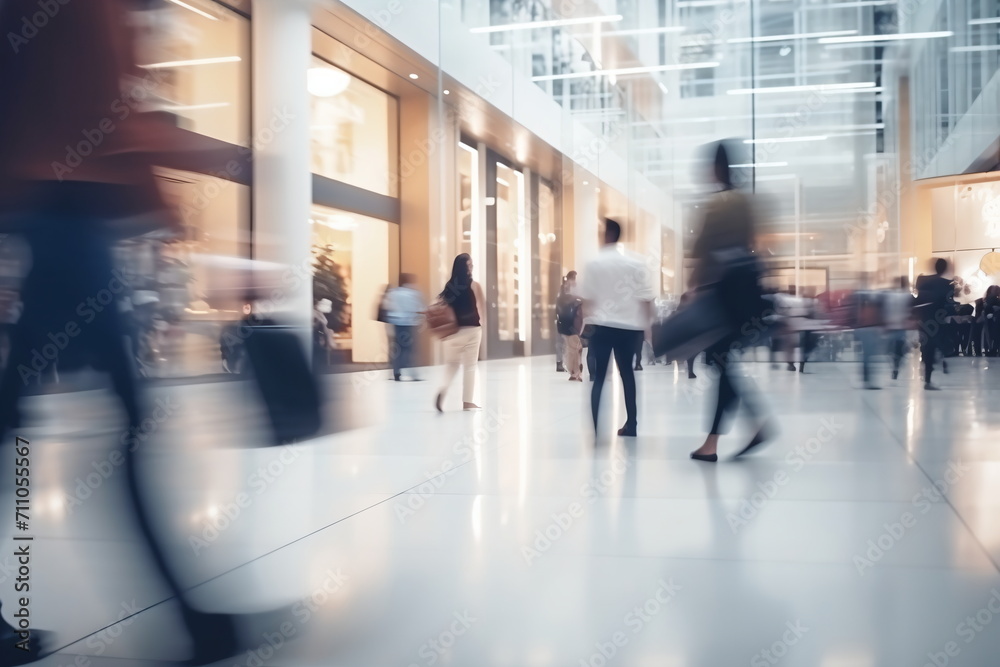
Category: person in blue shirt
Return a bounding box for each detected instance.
[385,274,426,381]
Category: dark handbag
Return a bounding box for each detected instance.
[652,288,730,361]
[653,251,767,360]
[243,321,323,444]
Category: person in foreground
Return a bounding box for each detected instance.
[436,253,484,411]
[688,142,773,463]
[0,1,273,663]
[580,219,654,438]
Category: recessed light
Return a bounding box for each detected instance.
[443,89,450,95]
[583,181,589,185]
[409,73,419,80]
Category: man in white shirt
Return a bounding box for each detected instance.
[579,219,655,437]
[385,274,426,381]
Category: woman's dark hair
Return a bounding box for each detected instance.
[714,142,733,189]
[706,139,749,190]
[441,253,473,302]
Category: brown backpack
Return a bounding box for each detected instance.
[426,299,458,339]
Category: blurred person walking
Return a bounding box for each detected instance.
[884,277,915,380]
[914,258,954,390]
[435,254,484,411]
[688,142,772,463]
[984,285,1000,357]
[580,219,654,437]
[556,271,584,381]
[385,273,425,381]
[0,2,261,663]
[971,290,988,357]
[554,272,574,372]
[853,283,884,390]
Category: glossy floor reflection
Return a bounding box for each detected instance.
[3,354,1000,666]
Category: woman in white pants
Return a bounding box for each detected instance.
[436,253,484,411]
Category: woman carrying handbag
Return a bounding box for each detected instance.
[432,254,485,412]
[688,142,774,463]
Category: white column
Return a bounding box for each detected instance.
[252,0,314,339]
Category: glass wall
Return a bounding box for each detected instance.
[135,0,251,146]
[310,206,400,365]
[309,56,400,197]
[494,162,527,344]
[121,168,251,378]
[912,0,999,172]
[536,180,557,345]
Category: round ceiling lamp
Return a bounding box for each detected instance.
[308,67,350,97]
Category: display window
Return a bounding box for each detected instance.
[310,205,400,365]
[310,57,399,197]
[134,0,251,146]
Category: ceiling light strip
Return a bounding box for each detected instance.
[728,30,857,44]
[141,56,242,69]
[470,14,622,34]
[818,31,953,44]
[533,61,719,82]
[166,0,218,21]
[727,81,875,95]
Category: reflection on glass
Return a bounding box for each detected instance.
[458,142,482,276]
[114,169,249,378]
[309,56,399,197]
[310,205,399,365]
[136,2,250,146]
[537,181,557,342]
[496,163,526,342]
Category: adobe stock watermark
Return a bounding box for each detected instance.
[177,107,294,224]
[853,459,970,575]
[64,396,181,514]
[521,452,630,565]
[727,416,845,533]
[6,0,71,53]
[395,408,509,523]
[750,620,810,666]
[579,579,682,667]
[405,610,477,667]
[920,589,1000,667]
[231,567,350,667]
[49,600,142,667]
[189,444,303,555]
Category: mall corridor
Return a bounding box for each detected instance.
[3,0,1000,664]
[7,356,1000,666]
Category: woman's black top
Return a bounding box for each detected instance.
[444,282,480,327]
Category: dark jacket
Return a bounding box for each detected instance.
[914,275,953,323]
[690,189,756,288]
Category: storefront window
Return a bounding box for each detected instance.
[495,163,527,342]
[114,168,250,379]
[310,57,399,197]
[537,181,557,342]
[310,205,400,365]
[135,1,251,147]
[457,142,482,272]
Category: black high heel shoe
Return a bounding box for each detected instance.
[690,452,718,463]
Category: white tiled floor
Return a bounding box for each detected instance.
[3,354,1000,666]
